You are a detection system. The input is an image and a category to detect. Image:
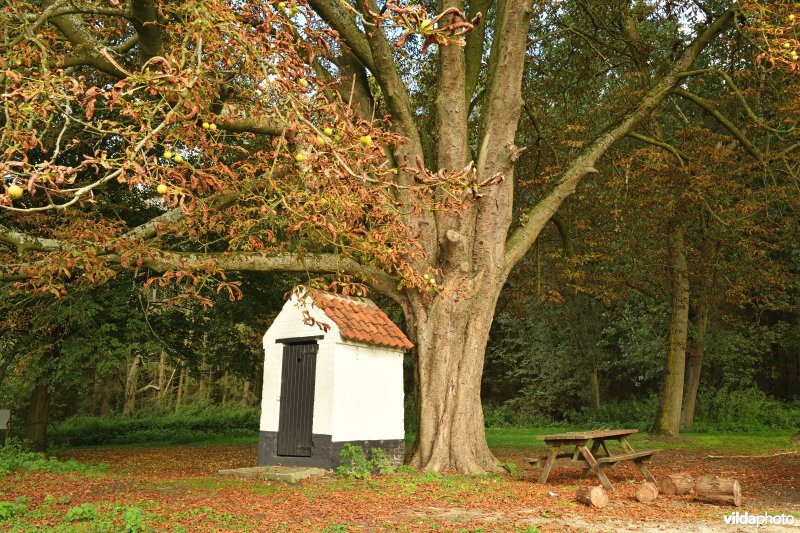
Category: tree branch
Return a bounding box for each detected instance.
[42,0,130,78]
[503,8,736,274]
[464,0,493,102]
[471,0,534,270]
[627,132,689,165]
[307,0,376,73]
[0,225,69,253]
[671,87,763,161]
[356,0,422,153]
[129,0,162,62]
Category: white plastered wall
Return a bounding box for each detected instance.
[330,341,405,442]
[261,295,338,436]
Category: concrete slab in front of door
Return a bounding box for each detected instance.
[217,465,329,484]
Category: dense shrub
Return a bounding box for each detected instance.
[566,396,659,431]
[50,404,259,447]
[482,389,799,432]
[693,388,800,432]
[482,402,557,428]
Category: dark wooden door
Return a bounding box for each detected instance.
[276,342,318,457]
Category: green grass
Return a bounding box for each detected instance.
[478,426,799,454]
[60,424,792,456]
[637,430,799,453]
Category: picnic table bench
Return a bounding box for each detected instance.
[528,429,659,490]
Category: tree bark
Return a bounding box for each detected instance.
[590,360,601,413]
[176,368,185,410]
[123,355,142,417]
[221,371,229,405]
[99,372,117,415]
[3,411,11,446]
[156,351,167,406]
[682,298,709,430]
[407,281,504,473]
[652,221,690,435]
[25,382,51,452]
[241,379,251,406]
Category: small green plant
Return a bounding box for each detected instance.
[65,502,100,522]
[336,444,372,479]
[322,525,348,533]
[0,501,27,521]
[394,464,417,474]
[121,506,148,532]
[417,469,442,483]
[0,440,107,477]
[498,461,523,478]
[369,448,396,475]
[336,445,402,479]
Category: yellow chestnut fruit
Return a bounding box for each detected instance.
[163,150,173,159]
[295,153,306,163]
[156,184,168,195]
[298,78,308,88]
[7,184,24,199]
[359,135,372,147]
[173,154,184,163]
[323,127,333,136]
[209,123,217,131]
[202,122,210,129]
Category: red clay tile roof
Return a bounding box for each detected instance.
[309,291,413,350]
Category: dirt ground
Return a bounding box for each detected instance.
[1,444,798,531]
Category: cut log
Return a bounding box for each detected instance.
[635,482,659,503]
[695,475,741,506]
[659,473,694,496]
[576,485,609,508]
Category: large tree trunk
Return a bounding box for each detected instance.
[25,382,51,452]
[241,379,251,406]
[590,358,601,413]
[407,281,504,473]
[156,351,167,406]
[123,355,142,417]
[652,221,690,435]
[176,368,186,410]
[682,298,709,430]
[98,372,117,415]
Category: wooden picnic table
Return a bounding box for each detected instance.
[530,429,659,490]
